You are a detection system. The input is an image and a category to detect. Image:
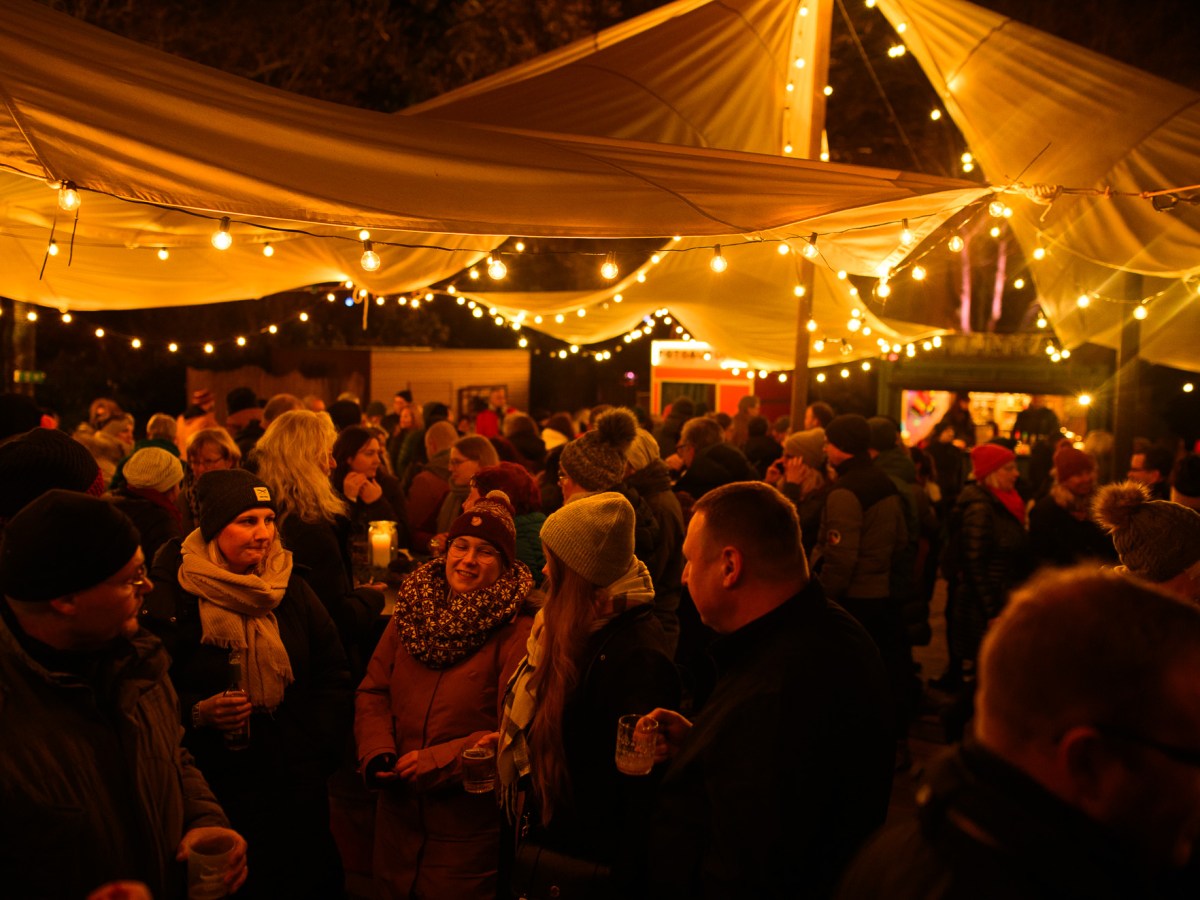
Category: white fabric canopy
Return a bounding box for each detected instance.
[0,0,983,344]
[876,0,1200,372]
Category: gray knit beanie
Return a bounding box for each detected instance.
[559,408,637,492]
[1093,481,1200,582]
[784,428,826,469]
[540,492,635,586]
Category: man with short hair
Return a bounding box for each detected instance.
[0,490,246,898]
[670,416,758,500]
[839,565,1200,898]
[1129,446,1174,500]
[804,400,835,430]
[647,482,893,898]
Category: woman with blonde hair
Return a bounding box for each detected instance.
[255,410,383,671]
[500,492,679,892]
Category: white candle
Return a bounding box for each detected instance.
[370,530,391,568]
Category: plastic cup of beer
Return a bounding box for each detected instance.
[187,832,236,900]
[615,714,658,776]
[462,745,496,794]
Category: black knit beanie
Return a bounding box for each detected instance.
[825,414,871,456]
[195,469,276,542]
[0,490,140,601]
[0,428,104,519]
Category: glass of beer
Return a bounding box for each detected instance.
[461,745,496,793]
[615,714,658,776]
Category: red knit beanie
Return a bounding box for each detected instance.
[971,443,1015,481]
[1053,444,1095,482]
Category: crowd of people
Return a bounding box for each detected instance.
[1,383,1199,899]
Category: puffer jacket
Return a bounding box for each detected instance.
[946,483,1030,659]
[0,610,227,900]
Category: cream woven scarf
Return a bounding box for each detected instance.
[177,529,295,710]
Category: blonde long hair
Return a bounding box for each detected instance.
[255,410,347,524]
[528,547,602,823]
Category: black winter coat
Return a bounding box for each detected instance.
[530,605,680,885]
[945,484,1030,660]
[673,443,759,501]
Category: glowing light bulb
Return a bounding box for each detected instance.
[803,233,819,259]
[515,241,526,252]
[469,268,480,280]
[95,328,105,338]
[961,152,973,164]
[823,85,833,96]
[817,373,826,383]
[130,337,141,349]
[651,254,661,264]
[795,57,806,68]
[447,285,458,295]
[613,294,622,304]
[840,369,850,378]
[26,310,38,322]
[1013,278,1025,289]
[204,343,214,354]
[555,314,565,324]
[47,240,59,257]
[962,162,975,173]
[326,292,336,302]
[848,318,861,332]
[794,285,807,297]
[1061,349,1071,359]
[487,256,507,280]
[1078,393,1092,406]
[1033,247,1046,260]
[168,342,178,352]
[577,308,586,317]
[300,312,309,322]
[600,252,619,280]
[930,109,942,121]
[534,315,543,324]
[820,151,830,162]
[472,307,484,319]
[360,240,381,272]
[1184,383,1194,393]
[777,243,791,256]
[519,337,529,348]
[888,45,906,58]
[710,246,728,273]
[236,336,246,346]
[262,243,274,258]
[636,271,647,283]
[862,361,872,371]
[61,312,72,324]
[570,345,580,354]
[948,235,964,252]
[1076,294,1090,309]
[211,217,232,250]
[989,226,1001,238]
[266,324,277,334]
[877,280,892,298]
[814,339,826,352]
[1037,314,1048,329]
[988,200,1005,218]
[912,265,927,280]
[1133,305,1148,320]
[806,319,818,332]
[58,181,81,211]
[786,82,795,93]
[157,248,170,261]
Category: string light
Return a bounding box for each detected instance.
[862,361,872,371]
[1185,383,1195,393]
[794,285,807,297]
[710,245,728,273]
[469,268,480,280]
[515,241,526,253]
[802,233,819,259]
[204,342,214,353]
[61,312,72,323]
[989,226,1001,238]
[948,235,964,252]
[47,239,59,257]
[887,44,906,58]
[806,319,818,332]
[877,278,892,298]
[988,200,1005,217]
[130,337,141,349]
[1078,393,1092,406]
[1036,312,1048,328]
[1032,247,1046,260]
[360,240,381,272]
[823,85,833,96]
[1076,294,1091,309]
[932,336,942,348]
[95,327,105,338]
[26,310,37,322]
[262,243,274,258]
[168,342,178,352]
[487,255,507,280]
[58,181,81,211]
[1133,304,1148,320]
[601,252,619,280]
[1013,277,1025,289]
[268,324,278,334]
[157,248,170,261]
[912,265,927,280]
[930,109,942,121]
[777,243,791,256]
[817,373,826,383]
[236,336,246,346]
[840,368,850,378]
[779,373,789,383]
[211,217,232,250]
[555,314,565,324]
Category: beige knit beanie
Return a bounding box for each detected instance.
[625,428,661,473]
[560,408,637,491]
[1093,481,1200,582]
[540,491,635,586]
[123,446,184,493]
[784,428,826,469]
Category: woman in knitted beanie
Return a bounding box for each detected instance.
[1093,480,1200,602]
[468,462,547,584]
[498,492,680,892]
[355,491,534,899]
[142,468,352,899]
